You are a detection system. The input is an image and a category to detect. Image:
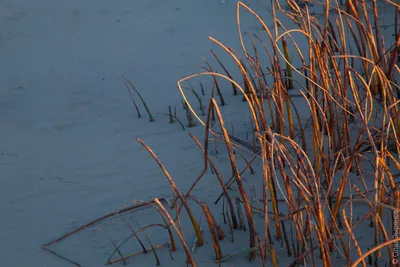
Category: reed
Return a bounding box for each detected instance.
[119,72,154,122]
[127,0,400,266]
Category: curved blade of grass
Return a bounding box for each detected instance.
[157,113,186,130]
[124,82,142,118]
[119,72,154,122]
[135,221,160,266]
[116,215,147,254]
[107,234,128,265]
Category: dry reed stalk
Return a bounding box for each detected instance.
[352,184,395,265]
[187,82,205,116]
[214,247,258,264]
[341,205,366,267]
[137,139,204,246]
[277,133,344,258]
[276,154,303,243]
[263,135,283,240]
[314,224,332,267]
[235,197,246,231]
[170,103,212,207]
[168,105,173,123]
[174,2,399,266]
[351,233,400,267]
[282,36,294,89]
[281,219,292,257]
[305,208,316,267]
[256,236,266,267]
[211,97,258,259]
[189,133,239,230]
[116,215,148,255]
[169,98,239,230]
[201,59,226,106]
[109,242,170,265]
[157,112,186,130]
[211,50,238,95]
[135,222,161,265]
[108,223,176,264]
[214,154,259,204]
[43,198,167,248]
[42,246,81,267]
[178,72,258,129]
[184,101,196,127]
[119,72,154,122]
[253,34,277,129]
[154,198,196,266]
[124,82,142,118]
[201,203,222,260]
